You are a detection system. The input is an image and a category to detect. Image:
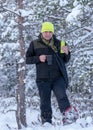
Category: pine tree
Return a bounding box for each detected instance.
[16,0,27,128]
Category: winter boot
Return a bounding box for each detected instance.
[41,112,52,124]
[62,106,79,125]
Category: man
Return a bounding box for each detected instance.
[26,22,78,125]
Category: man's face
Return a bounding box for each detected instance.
[42,31,53,41]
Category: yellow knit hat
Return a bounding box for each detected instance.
[41,22,54,33]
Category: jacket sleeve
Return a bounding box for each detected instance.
[26,42,40,64]
[60,51,71,63]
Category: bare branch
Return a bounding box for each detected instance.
[2,7,20,16]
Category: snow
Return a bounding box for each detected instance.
[17,9,34,17]
[0,97,93,130]
[66,4,83,25]
[18,58,25,64]
[0,0,93,130]
[59,0,68,6]
[0,14,3,19]
[74,31,93,45]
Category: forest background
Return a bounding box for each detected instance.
[0,0,93,129]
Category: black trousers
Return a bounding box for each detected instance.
[37,77,70,123]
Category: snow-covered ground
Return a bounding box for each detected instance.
[0,97,93,130]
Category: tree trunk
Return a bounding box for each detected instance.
[16,0,27,129]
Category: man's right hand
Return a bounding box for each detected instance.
[39,55,46,62]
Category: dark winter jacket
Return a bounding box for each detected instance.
[26,34,70,84]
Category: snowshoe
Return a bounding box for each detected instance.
[62,105,79,125]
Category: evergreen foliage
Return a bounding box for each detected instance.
[0,0,93,99]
